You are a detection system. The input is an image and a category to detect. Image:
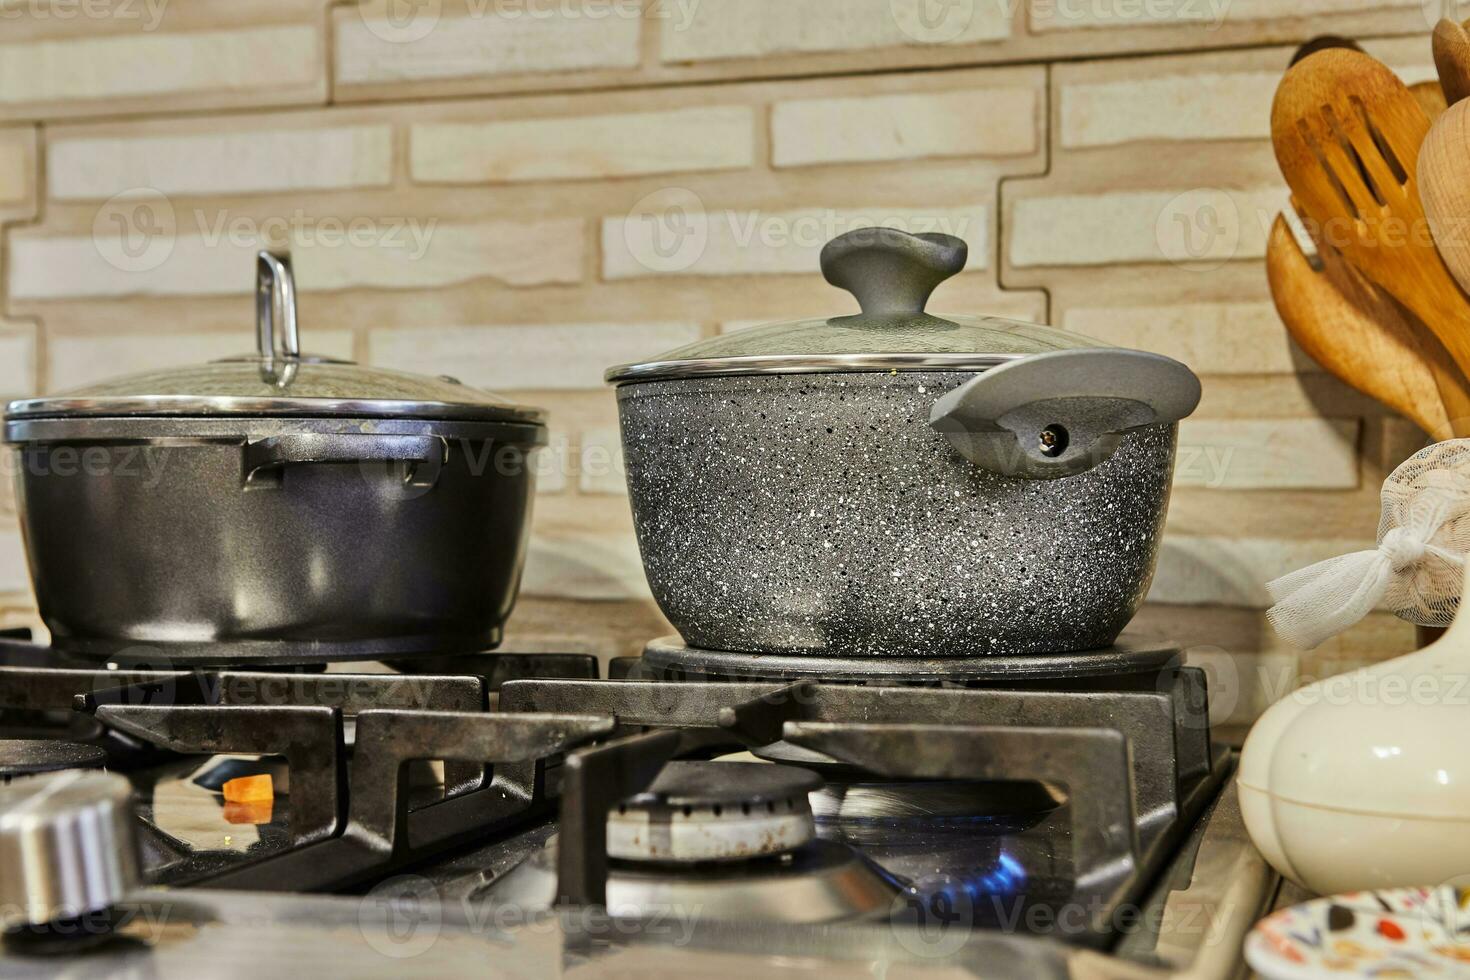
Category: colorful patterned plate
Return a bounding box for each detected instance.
[1247,887,1470,978]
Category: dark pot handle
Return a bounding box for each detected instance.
[929,349,1201,480]
[243,433,448,489]
[821,228,967,315]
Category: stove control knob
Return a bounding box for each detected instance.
[0,770,138,928]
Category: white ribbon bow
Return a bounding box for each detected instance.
[1266,489,1464,650]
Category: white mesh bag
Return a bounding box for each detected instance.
[1267,439,1470,649]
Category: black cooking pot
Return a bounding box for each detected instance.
[3,252,548,666]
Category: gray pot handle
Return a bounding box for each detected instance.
[929,349,1201,480]
[821,228,967,315]
[243,433,448,489]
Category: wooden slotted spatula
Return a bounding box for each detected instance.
[1272,48,1470,433]
[1268,211,1461,440]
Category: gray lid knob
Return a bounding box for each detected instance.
[820,228,968,316]
[0,771,138,927]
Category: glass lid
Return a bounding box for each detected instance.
[606,229,1104,385]
[7,252,545,425]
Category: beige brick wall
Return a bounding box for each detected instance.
[0,1,1445,707]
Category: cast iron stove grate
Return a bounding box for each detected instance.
[0,640,1230,956]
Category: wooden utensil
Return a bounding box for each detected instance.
[1267,213,1460,440]
[1412,78,1450,122]
[1434,17,1470,106]
[1420,98,1470,301]
[1272,48,1470,433]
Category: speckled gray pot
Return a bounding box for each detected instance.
[616,372,1178,658]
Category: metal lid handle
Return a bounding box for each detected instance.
[820,228,968,316]
[256,250,301,360]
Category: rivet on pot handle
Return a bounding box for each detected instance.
[242,433,449,490]
[929,349,1201,480]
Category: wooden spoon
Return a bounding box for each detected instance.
[1267,212,1460,440]
[1272,48,1470,433]
[1412,79,1450,122]
[1420,98,1470,302]
[1434,18,1470,106]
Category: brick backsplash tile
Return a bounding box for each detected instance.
[335,3,642,86]
[0,137,30,205]
[0,529,30,595]
[1029,0,1420,32]
[49,127,393,200]
[296,219,584,291]
[367,323,704,391]
[1061,301,1315,374]
[578,428,626,495]
[772,87,1037,167]
[46,330,355,393]
[1057,40,1438,148]
[604,204,990,279]
[9,219,583,299]
[1008,188,1285,267]
[0,321,38,400]
[0,25,323,119]
[663,0,1012,63]
[412,106,754,185]
[9,234,255,300]
[520,530,650,601]
[1150,535,1376,607]
[1061,71,1279,147]
[536,433,571,495]
[0,127,37,223]
[1176,419,1361,490]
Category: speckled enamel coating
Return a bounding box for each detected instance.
[616,372,1177,658]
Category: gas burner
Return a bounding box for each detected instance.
[810,779,1061,826]
[0,741,106,784]
[639,635,1182,682]
[489,832,901,925]
[609,761,821,863]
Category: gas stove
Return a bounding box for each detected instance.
[0,634,1276,978]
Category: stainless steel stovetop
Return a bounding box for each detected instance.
[0,635,1278,978]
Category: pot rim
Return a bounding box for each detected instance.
[605,352,1022,386]
[4,413,549,446]
[4,394,548,426]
